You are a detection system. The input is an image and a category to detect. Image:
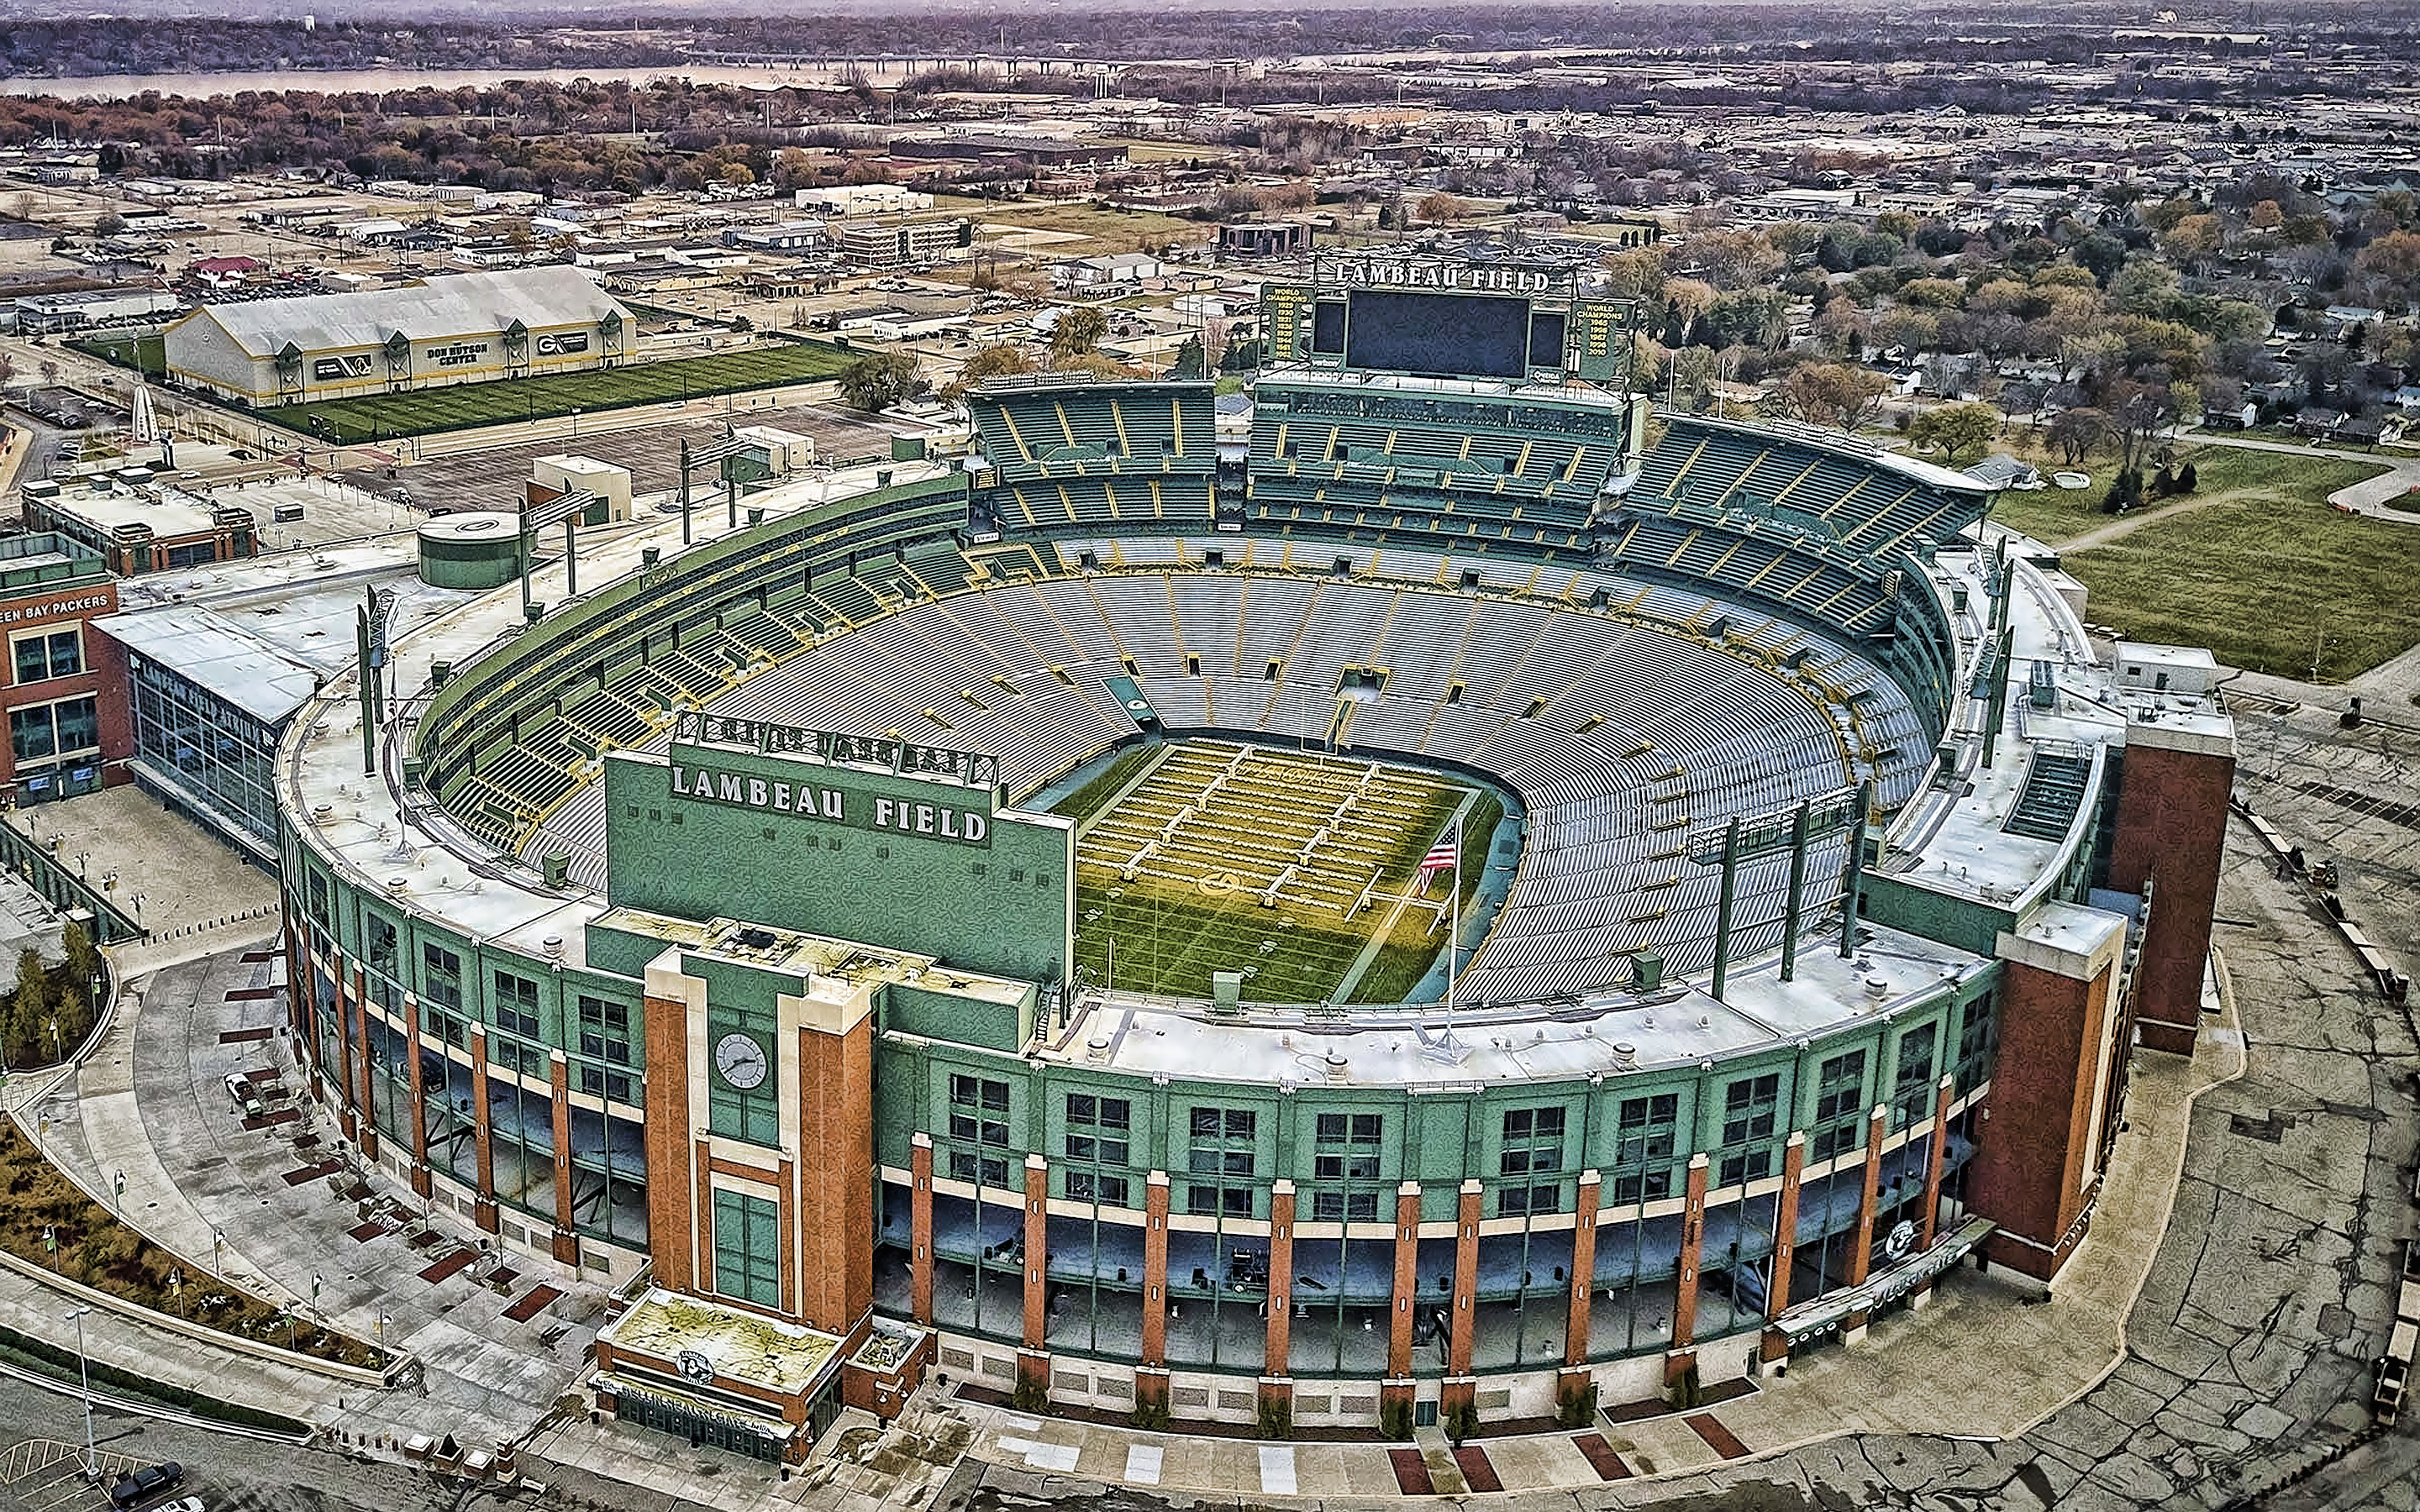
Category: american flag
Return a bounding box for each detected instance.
[1419,816,1461,878]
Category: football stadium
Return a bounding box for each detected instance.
[276,259,2233,1459]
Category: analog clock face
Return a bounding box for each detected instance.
[714,1031,769,1089]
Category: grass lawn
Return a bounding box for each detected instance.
[260,338,853,443]
[1971,430,2393,548]
[971,200,1204,255]
[70,331,165,378]
[2059,471,2420,682]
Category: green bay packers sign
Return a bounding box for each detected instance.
[671,711,1000,789]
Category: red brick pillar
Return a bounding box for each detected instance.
[2102,726,2234,1053]
[332,960,358,1142]
[1969,910,2126,1283]
[910,1133,934,1326]
[1022,1154,1048,1351]
[548,1050,576,1264]
[1387,1181,1420,1378]
[1759,1132,1807,1368]
[641,989,693,1294]
[1842,1105,1888,1342]
[1665,1152,1707,1393]
[1449,1179,1481,1378]
[1138,1172,1170,1417]
[402,995,432,1199]
[1564,1168,1600,1367]
[1264,1179,1295,1378]
[467,1024,499,1234]
[350,962,377,1161]
[1920,1075,1954,1250]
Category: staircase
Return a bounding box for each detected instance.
[2003,743,2094,841]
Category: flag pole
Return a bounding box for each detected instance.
[1446,819,1460,1020]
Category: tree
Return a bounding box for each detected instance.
[941,342,1036,401]
[92,210,125,239]
[1416,192,1476,223]
[836,350,928,412]
[1050,305,1107,365]
[1169,334,1207,381]
[1779,363,1891,433]
[2048,407,2111,467]
[1907,402,2002,465]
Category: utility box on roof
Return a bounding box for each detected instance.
[533,454,632,524]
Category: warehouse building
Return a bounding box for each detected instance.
[160,266,635,408]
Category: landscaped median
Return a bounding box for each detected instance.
[0,1117,395,1391]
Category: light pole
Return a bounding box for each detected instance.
[66,1305,95,1476]
[210,1226,224,1279]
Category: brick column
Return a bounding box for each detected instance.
[332,961,358,1142]
[1022,1154,1048,1351]
[1841,1105,1889,1344]
[1141,1173,1170,1365]
[1564,1169,1600,1367]
[548,1050,576,1264]
[402,995,432,1199]
[1759,1133,1807,1368]
[1920,1075,1954,1250]
[2102,727,2234,1053]
[1264,1180,1296,1378]
[1386,1180,1420,1378]
[777,1154,797,1318]
[1439,1175,1483,1422]
[910,1134,935,1325]
[350,962,377,1161]
[641,990,694,1294]
[1665,1152,1707,1393]
[467,1024,499,1234]
[1138,1171,1171,1418]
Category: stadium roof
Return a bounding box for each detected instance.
[172,266,632,359]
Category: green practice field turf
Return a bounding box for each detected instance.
[1069,740,1483,1005]
[257,339,855,443]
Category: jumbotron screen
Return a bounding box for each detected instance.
[1343,290,1530,379]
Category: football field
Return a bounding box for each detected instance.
[1070,740,1490,1005]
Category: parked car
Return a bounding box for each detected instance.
[108,1463,184,1509]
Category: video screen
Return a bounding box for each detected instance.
[1527,311,1566,370]
[1310,299,1347,354]
[1344,291,1531,379]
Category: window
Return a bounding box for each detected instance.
[711,1189,780,1308]
[1956,991,1996,1092]
[1312,1190,1381,1221]
[10,696,97,763]
[1312,1111,1381,1180]
[421,942,462,1012]
[1893,1023,1940,1128]
[1187,1106,1257,1176]
[1611,1168,1672,1205]
[577,995,633,1065]
[13,629,82,685]
[1811,1050,1868,1162]
[1500,1105,1565,1177]
[950,1074,1010,1149]
[492,971,540,1038]
[1186,1184,1254,1218]
[1065,1093,1130,1167]
[1497,1182,1560,1217]
[365,915,398,975]
[1718,1072,1781,1187]
[1065,1170,1129,1206]
[951,1151,1010,1186]
[1614,1093,1678,1168]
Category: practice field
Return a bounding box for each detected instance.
[1067,740,1489,1005]
[255,339,855,443]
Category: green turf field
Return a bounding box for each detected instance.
[69,332,166,377]
[1070,741,1481,1005]
[256,339,855,443]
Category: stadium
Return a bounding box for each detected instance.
[275,259,2233,1461]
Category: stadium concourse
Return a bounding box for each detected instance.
[267,271,2238,1467]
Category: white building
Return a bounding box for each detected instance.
[161,266,635,407]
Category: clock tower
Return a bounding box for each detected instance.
[638,918,877,1340]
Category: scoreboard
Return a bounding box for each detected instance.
[1263,257,1634,386]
